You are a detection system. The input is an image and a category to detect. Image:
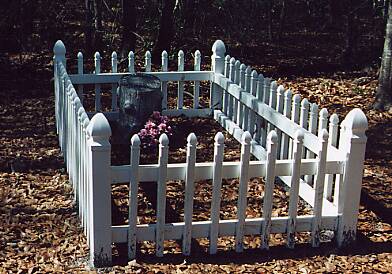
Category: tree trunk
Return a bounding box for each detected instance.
[121,0,137,57]
[93,0,103,51]
[341,0,358,66]
[85,0,94,54]
[152,0,176,63]
[266,0,273,41]
[375,1,392,110]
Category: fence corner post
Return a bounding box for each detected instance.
[53,40,66,68]
[87,113,112,267]
[336,108,368,247]
[210,40,226,110]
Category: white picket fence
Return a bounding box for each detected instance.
[53,40,368,267]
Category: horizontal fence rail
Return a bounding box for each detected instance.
[53,39,368,267]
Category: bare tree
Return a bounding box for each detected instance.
[375,0,392,110]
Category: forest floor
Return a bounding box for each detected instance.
[1,38,392,273]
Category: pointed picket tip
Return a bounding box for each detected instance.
[245,66,252,74]
[230,57,236,65]
[212,40,226,56]
[240,63,246,71]
[128,51,135,58]
[284,89,293,99]
[77,52,83,59]
[88,113,111,140]
[131,134,141,146]
[310,103,319,113]
[235,60,241,67]
[159,133,169,146]
[270,81,278,89]
[195,50,201,57]
[53,40,66,55]
[295,129,305,141]
[342,108,368,134]
[94,52,101,60]
[145,51,151,58]
[293,94,301,103]
[251,70,258,78]
[214,132,225,144]
[78,107,85,118]
[277,85,285,95]
[111,51,117,59]
[225,55,231,62]
[330,113,339,124]
[301,98,309,107]
[178,50,184,57]
[82,116,90,130]
[320,128,329,141]
[258,74,264,81]
[161,50,168,58]
[187,133,197,145]
[319,108,329,118]
[241,131,252,144]
[267,130,278,144]
[73,96,81,108]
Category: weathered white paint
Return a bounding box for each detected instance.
[94,52,101,111]
[209,132,225,254]
[128,135,140,259]
[194,50,201,109]
[182,133,197,255]
[261,131,278,249]
[178,50,185,109]
[86,113,112,266]
[161,50,168,109]
[235,132,251,252]
[286,129,304,248]
[111,51,118,111]
[156,134,169,257]
[128,51,135,73]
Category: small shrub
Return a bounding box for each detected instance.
[137,111,172,149]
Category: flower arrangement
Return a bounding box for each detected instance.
[137,111,172,149]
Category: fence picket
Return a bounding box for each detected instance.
[209,132,225,254]
[243,66,252,131]
[238,64,246,128]
[161,51,168,109]
[228,58,236,121]
[183,133,197,255]
[325,114,339,200]
[145,51,152,72]
[276,85,285,158]
[300,99,310,156]
[235,132,252,252]
[280,89,292,159]
[286,129,304,248]
[128,135,141,259]
[233,60,241,124]
[256,74,266,144]
[77,52,84,103]
[261,130,278,249]
[178,50,185,109]
[288,94,301,158]
[94,52,101,111]
[194,50,201,109]
[222,55,231,115]
[304,103,319,185]
[156,134,169,257]
[128,51,135,73]
[249,70,258,136]
[111,51,118,111]
[311,129,329,247]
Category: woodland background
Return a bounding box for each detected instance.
[0,0,391,272]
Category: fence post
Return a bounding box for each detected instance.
[336,108,367,247]
[53,40,66,136]
[86,113,112,267]
[210,40,226,109]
